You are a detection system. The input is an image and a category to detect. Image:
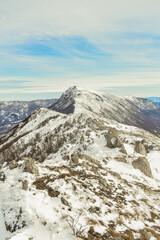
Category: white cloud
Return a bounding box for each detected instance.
[0,0,160,45]
[0,0,160,98]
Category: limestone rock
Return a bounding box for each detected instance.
[61,197,71,207]
[140,229,153,240]
[71,153,79,164]
[23,158,39,176]
[135,141,146,155]
[78,154,102,168]
[47,187,60,197]
[105,128,126,154]
[9,160,18,170]
[132,157,153,178]
[62,155,69,160]
[22,180,29,191]
[114,156,127,163]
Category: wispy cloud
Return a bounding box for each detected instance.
[0,0,160,99]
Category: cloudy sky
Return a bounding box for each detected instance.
[0,0,160,100]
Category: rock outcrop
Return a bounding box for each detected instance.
[105,128,126,154]
[9,160,18,170]
[23,158,39,176]
[132,157,153,178]
[135,140,146,155]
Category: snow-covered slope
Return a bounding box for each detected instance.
[51,86,160,137]
[0,87,160,240]
[0,99,57,138]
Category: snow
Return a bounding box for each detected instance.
[147,151,160,181]
[0,167,77,240]
[0,200,11,240]
[124,143,134,155]
[0,86,160,239]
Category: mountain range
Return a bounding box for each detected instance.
[0,86,160,240]
[147,97,160,107]
[0,99,57,138]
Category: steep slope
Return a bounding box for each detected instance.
[0,99,57,138]
[51,86,160,137]
[0,104,160,239]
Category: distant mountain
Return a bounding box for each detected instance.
[147,97,160,106]
[0,99,57,138]
[50,86,160,137]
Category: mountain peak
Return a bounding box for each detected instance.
[50,86,160,136]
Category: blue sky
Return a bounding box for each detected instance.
[0,0,160,100]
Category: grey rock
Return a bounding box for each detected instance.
[114,156,127,163]
[47,187,60,197]
[71,153,79,165]
[105,128,126,154]
[22,180,29,191]
[9,160,18,170]
[23,158,39,176]
[61,197,71,207]
[135,141,146,155]
[132,157,153,178]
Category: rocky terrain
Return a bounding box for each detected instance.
[0,99,57,138]
[0,87,160,240]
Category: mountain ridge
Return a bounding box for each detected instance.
[50,86,160,137]
[0,86,160,239]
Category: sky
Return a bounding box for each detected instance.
[0,0,160,100]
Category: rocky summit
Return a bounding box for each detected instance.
[0,87,160,240]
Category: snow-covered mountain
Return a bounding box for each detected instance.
[0,99,57,138]
[51,86,160,137]
[0,87,160,240]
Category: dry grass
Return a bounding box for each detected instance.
[107,227,135,240]
[86,218,98,226]
[146,227,160,240]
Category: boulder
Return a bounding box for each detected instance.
[132,157,153,178]
[47,187,60,197]
[134,141,146,155]
[105,128,126,154]
[23,158,39,176]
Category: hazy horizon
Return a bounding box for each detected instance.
[0,85,160,101]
